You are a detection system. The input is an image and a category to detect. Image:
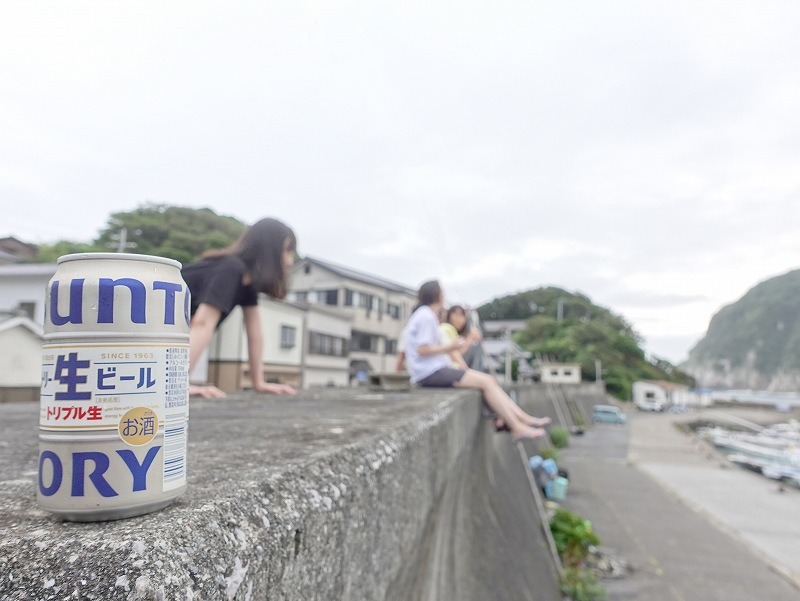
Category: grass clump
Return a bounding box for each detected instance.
[549,508,606,601]
[549,426,570,449]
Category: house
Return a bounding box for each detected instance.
[0,254,415,393]
[539,363,582,384]
[204,297,353,392]
[0,237,38,264]
[288,257,417,383]
[206,298,306,392]
[632,380,709,408]
[0,316,43,402]
[294,301,352,388]
[481,319,528,340]
[480,338,538,384]
[0,263,56,323]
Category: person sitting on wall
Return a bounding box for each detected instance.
[403,280,550,441]
[440,304,482,369]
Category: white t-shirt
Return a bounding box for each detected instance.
[404,305,450,383]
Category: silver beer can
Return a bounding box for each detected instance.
[38,253,190,521]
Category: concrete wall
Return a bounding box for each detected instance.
[0,387,564,600]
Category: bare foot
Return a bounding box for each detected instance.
[511,427,546,441]
[520,415,551,427]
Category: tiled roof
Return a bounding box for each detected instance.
[296,256,417,295]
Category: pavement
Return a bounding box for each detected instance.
[559,406,800,601]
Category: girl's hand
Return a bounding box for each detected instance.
[189,383,227,398]
[254,382,298,395]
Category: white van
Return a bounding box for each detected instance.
[632,381,668,412]
[635,397,666,412]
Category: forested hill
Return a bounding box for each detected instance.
[685,268,800,390]
[477,287,693,400]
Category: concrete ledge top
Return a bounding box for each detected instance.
[0,388,472,600]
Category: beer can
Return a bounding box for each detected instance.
[38,253,190,521]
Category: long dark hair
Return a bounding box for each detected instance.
[417,280,442,307]
[447,305,468,335]
[202,217,296,299]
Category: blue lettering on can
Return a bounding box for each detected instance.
[38,451,63,497]
[49,279,85,326]
[72,452,118,497]
[39,448,164,498]
[98,278,147,324]
[49,277,188,327]
[116,446,161,492]
[152,281,182,326]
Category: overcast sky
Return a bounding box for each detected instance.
[3,1,800,363]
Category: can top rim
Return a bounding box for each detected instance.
[57,253,182,269]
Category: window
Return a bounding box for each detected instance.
[344,289,354,306]
[551,370,559,376]
[17,301,35,319]
[385,339,397,355]
[645,391,655,399]
[280,325,296,348]
[309,332,348,357]
[564,370,572,376]
[387,303,401,319]
[292,291,308,302]
[321,289,338,306]
[351,330,377,352]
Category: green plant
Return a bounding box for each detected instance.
[550,508,600,567]
[549,426,570,449]
[561,567,606,601]
[538,446,559,461]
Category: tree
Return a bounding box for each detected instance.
[94,204,246,265]
[479,288,694,399]
[32,203,247,265]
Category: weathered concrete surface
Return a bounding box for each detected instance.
[385,421,561,601]
[0,387,561,601]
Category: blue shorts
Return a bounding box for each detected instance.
[417,367,466,387]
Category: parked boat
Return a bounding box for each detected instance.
[702,423,800,488]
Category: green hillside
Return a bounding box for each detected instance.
[478,287,694,399]
[687,268,800,376]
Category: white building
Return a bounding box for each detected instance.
[205,297,353,392]
[207,299,305,391]
[0,316,43,402]
[633,380,710,408]
[289,257,417,383]
[0,254,414,394]
[540,363,582,384]
[0,263,55,324]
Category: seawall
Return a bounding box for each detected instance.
[0,384,602,600]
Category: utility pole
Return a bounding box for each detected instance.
[557,298,564,321]
[110,228,137,253]
[595,359,601,382]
